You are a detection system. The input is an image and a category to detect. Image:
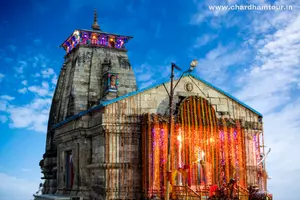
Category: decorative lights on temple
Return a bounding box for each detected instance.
[61,30,130,54]
[60,9,132,54]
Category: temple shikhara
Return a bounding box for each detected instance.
[35,10,272,200]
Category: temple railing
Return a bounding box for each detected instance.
[172,185,204,200]
[236,184,249,200]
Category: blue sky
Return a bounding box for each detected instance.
[0,0,299,199]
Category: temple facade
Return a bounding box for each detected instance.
[36,10,272,200]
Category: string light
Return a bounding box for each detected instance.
[62,30,129,53]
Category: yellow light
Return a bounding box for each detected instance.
[210,138,214,142]
[92,36,96,39]
[177,135,181,142]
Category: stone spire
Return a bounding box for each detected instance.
[91,9,101,31]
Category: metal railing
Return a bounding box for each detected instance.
[172,185,206,200]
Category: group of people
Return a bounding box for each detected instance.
[208,180,272,200]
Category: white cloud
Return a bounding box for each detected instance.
[196,43,250,85]
[42,81,49,89]
[236,7,300,113]
[0,95,15,101]
[1,81,53,132]
[28,86,50,96]
[0,46,56,133]
[134,61,176,90]
[190,0,230,25]
[14,60,28,74]
[28,81,52,97]
[51,74,58,85]
[190,10,211,25]
[139,80,156,89]
[18,87,27,94]
[193,34,217,48]
[33,73,41,77]
[7,98,51,132]
[0,172,39,200]
[41,68,55,78]
[22,80,28,86]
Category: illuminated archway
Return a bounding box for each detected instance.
[141,96,247,198]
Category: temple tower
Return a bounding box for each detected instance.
[51,9,136,125]
[41,10,137,194]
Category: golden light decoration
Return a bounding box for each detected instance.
[141,96,250,198]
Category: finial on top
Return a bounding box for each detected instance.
[91,9,101,31]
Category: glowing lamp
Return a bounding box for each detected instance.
[189,59,199,72]
[92,36,96,39]
[177,135,181,142]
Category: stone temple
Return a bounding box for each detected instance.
[35,10,272,200]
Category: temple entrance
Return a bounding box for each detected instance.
[141,96,247,199]
[65,151,74,189]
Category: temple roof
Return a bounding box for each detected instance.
[59,9,133,54]
[52,73,262,130]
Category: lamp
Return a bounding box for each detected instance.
[189,59,199,72]
[165,59,199,200]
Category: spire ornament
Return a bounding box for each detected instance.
[91,9,101,31]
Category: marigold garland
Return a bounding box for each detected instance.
[140,96,255,198]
